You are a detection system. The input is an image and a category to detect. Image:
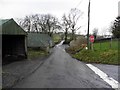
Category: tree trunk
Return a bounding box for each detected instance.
[65,28,68,42]
[71,29,75,40]
[28,25,30,33]
[35,23,38,33]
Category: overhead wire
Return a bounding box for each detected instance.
[74,0,88,33]
[75,0,83,8]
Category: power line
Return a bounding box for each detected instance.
[75,0,83,8]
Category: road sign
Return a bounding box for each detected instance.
[89,35,94,43]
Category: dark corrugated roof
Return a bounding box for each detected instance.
[28,33,54,48]
[0,19,10,26]
[0,18,27,35]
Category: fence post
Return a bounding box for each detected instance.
[91,42,94,50]
[100,41,101,50]
[110,37,112,49]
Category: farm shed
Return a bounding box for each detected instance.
[28,33,54,51]
[0,19,27,64]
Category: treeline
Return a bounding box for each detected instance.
[17,8,83,42]
[17,9,120,42]
[18,14,61,37]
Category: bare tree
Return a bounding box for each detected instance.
[61,8,83,42]
[37,14,48,33]
[17,14,61,36]
[68,8,83,40]
[19,16,32,32]
[17,15,36,32]
[31,14,40,32]
[62,14,71,42]
[38,14,61,37]
[46,14,60,36]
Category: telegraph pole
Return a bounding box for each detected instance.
[87,0,90,50]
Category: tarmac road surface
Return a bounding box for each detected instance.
[13,41,111,88]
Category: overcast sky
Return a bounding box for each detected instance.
[0,0,119,35]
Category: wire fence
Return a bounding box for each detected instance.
[93,38,119,51]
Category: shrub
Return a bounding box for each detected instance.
[66,36,87,54]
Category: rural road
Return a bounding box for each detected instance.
[13,41,112,88]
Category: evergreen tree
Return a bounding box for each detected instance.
[112,16,120,38]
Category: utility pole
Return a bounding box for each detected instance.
[87,0,90,50]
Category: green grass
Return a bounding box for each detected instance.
[52,34,62,44]
[72,39,119,65]
[94,40,118,50]
[28,49,48,60]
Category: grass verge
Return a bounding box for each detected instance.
[28,49,48,60]
[72,49,119,65]
[52,34,62,45]
[69,39,119,65]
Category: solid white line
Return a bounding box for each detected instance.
[86,64,120,88]
[58,47,61,49]
[56,40,65,47]
[62,49,65,52]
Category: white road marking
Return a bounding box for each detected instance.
[56,40,65,47]
[86,64,120,88]
[55,40,66,52]
[57,47,61,49]
[62,49,65,52]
